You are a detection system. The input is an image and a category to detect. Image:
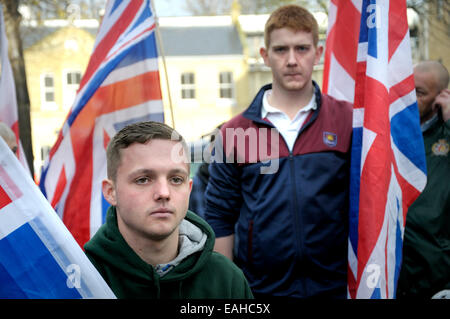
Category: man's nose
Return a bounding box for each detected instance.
[153,179,170,201]
[287,48,297,66]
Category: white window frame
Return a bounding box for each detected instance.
[180,72,196,100]
[218,71,235,99]
[217,71,236,107]
[40,73,57,110]
[62,70,82,110]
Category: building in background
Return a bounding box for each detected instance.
[157,15,248,143]
[22,20,97,177]
[409,1,449,68]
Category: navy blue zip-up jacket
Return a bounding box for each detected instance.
[205,82,353,298]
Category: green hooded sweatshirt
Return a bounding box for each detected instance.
[84,206,253,299]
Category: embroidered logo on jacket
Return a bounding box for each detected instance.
[431,139,449,156]
[323,132,338,147]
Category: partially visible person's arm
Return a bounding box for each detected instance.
[205,129,242,262]
[214,234,235,261]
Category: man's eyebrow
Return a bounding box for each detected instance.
[130,168,189,176]
[168,168,189,176]
[271,44,311,50]
[129,168,155,177]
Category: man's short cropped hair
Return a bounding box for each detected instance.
[106,121,189,181]
[264,4,319,49]
[414,60,449,91]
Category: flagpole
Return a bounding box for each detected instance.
[151,1,176,129]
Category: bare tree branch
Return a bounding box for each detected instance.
[1,0,34,175]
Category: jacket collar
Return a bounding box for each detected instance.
[421,112,440,133]
[243,81,323,125]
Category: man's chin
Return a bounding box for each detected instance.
[283,83,306,91]
[142,227,177,242]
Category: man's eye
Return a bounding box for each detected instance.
[135,177,150,184]
[293,45,310,53]
[274,47,286,52]
[171,176,184,185]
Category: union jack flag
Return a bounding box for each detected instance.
[39,0,164,248]
[0,137,115,298]
[0,6,30,174]
[323,0,427,298]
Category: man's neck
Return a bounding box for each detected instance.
[269,83,315,120]
[420,111,439,132]
[420,108,438,125]
[137,237,179,267]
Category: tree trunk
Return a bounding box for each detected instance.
[2,0,34,177]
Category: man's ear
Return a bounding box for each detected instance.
[260,47,269,67]
[314,45,324,65]
[188,178,193,194]
[102,179,117,206]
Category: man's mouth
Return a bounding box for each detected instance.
[150,208,173,217]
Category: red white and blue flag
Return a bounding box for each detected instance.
[0,6,30,174]
[0,137,115,298]
[323,0,427,298]
[39,0,164,248]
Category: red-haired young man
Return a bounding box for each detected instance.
[205,5,353,298]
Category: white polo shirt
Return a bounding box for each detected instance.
[261,89,317,151]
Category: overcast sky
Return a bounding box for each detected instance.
[153,0,191,17]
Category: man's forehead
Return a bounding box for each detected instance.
[414,69,438,86]
[124,139,191,171]
[269,28,314,44]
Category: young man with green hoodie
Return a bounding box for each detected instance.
[84,121,253,299]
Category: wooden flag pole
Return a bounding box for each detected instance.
[151,1,176,129]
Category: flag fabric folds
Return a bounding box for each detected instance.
[39,0,164,248]
[0,5,30,173]
[323,0,427,298]
[0,138,116,298]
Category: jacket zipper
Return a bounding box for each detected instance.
[288,151,307,295]
[287,103,319,297]
[288,152,303,257]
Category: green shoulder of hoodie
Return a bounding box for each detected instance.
[84,206,253,299]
